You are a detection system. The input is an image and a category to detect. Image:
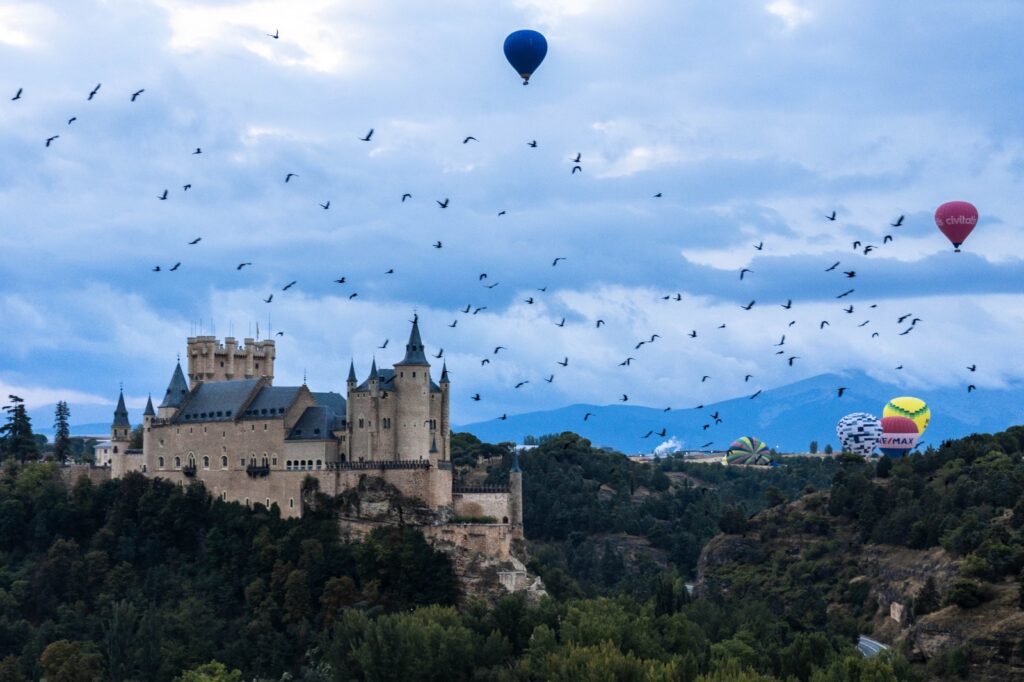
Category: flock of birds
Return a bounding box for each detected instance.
[10,28,982,448]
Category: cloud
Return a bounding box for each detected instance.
[765,0,812,30]
[0,3,55,48]
[0,380,110,411]
[654,436,683,455]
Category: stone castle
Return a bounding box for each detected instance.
[105,319,534,593]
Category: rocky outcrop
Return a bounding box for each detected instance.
[694,492,1023,681]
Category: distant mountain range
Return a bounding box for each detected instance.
[456,371,1024,454]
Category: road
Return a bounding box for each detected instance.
[857,635,889,658]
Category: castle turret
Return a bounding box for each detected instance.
[509,450,523,527]
[158,362,189,419]
[186,336,275,384]
[393,318,431,460]
[110,389,132,476]
[142,395,154,463]
[439,362,450,461]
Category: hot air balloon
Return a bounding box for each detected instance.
[878,416,919,457]
[836,412,881,456]
[504,30,547,85]
[934,201,978,252]
[723,436,773,465]
[882,396,930,436]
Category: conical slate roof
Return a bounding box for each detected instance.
[160,362,190,408]
[143,395,155,416]
[113,390,130,428]
[347,359,357,383]
[397,317,429,366]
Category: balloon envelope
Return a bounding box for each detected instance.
[878,416,919,457]
[934,201,978,251]
[723,436,773,465]
[836,412,881,456]
[882,396,930,436]
[504,30,547,84]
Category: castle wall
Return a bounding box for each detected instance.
[453,492,512,522]
[148,417,289,474]
[156,468,310,517]
[421,523,519,563]
[59,464,112,488]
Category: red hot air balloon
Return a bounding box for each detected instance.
[878,416,919,457]
[934,201,978,252]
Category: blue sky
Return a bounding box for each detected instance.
[2,0,1023,431]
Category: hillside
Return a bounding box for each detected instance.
[458,371,1024,454]
[694,425,1024,681]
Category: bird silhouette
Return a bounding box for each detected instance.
[433,241,443,249]
[844,271,856,278]
[899,327,913,336]
[183,184,192,191]
[843,305,854,314]
[858,320,870,327]
[750,390,762,399]
[820,320,830,329]
[267,29,279,39]
[320,201,330,210]
[435,198,450,209]
[897,313,913,323]
[193,147,202,154]
[378,340,388,349]
[333,276,346,283]
[688,330,697,338]
[528,140,537,147]
[483,282,499,289]
[571,153,581,163]
[702,441,714,448]
[401,193,411,202]
[967,364,976,372]
[152,266,161,272]
[349,293,358,299]
[596,320,605,328]
[740,268,752,280]
[853,241,862,250]
[745,374,753,382]
[895,365,903,370]
[826,211,836,221]
[872,332,879,338]
[825,261,840,272]
[701,375,710,382]
[275,331,284,337]
[781,299,793,309]
[775,335,786,346]
[188,237,201,245]
[514,381,529,389]
[653,192,662,198]
[544,375,554,383]
[741,300,755,310]
[754,241,763,250]
[837,387,848,397]
[620,394,629,402]
[385,269,394,274]
[494,346,506,354]
[635,341,645,350]
[883,235,893,243]
[45,135,59,147]
[12,88,23,101]
[471,394,481,401]
[130,89,144,101]
[656,429,667,437]
[462,136,477,143]
[788,356,799,366]
[837,289,854,298]
[497,210,506,216]
[169,262,181,271]
[282,281,296,290]
[642,431,653,438]
[499,414,507,420]
[891,215,904,227]
[67,117,76,125]
[911,317,922,326]
[524,297,534,304]
[448,320,457,328]
[557,357,568,367]
[571,165,582,174]
[552,257,566,266]
[237,262,252,270]
[649,333,660,342]
[556,318,566,327]
[863,245,875,254]
[461,304,471,313]
[583,412,594,421]
[264,294,273,303]
[359,129,374,142]
[285,173,298,183]
[470,305,483,313]
[619,358,635,366]
[158,189,168,200]
[481,359,490,365]
[967,385,976,392]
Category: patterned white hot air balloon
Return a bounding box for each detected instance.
[836,413,882,456]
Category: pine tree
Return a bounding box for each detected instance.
[1,395,38,463]
[54,401,71,462]
[914,576,941,616]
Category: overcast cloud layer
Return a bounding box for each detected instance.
[2,0,1023,429]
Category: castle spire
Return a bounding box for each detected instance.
[369,357,378,380]
[347,359,357,383]
[159,361,190,408]
[397,316,429,366]
[440,362,449,384]
[112,388,130,428]
[143,395,155,417]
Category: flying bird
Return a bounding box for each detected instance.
[436,198,449,208]
[152,266,160,272]
[754,241,763,250]
[359,129,374,141]
[858,320,870,327]
[45,135,59,147]
[853,241,862,250]
[844,271,856,278]
[514,381,529,389]
[494,346,506,354]
[497,210,506,216]
[182,184,191,191]
[571,153,581,163]
[282,281,297,290]
[899,327,913,336]
[333,276,346,283]
[193,147,202,154]
[528,140,537,147]
[898,313,913,323]
[883,235,893,244]
[275,331,284,337]
[787,356,799,366]
[863,245,875,254]
[642,431,653,439]
[911,317,922,326]
[620,394,629,402]
[837,387,848,397]
[461,304,472,313]
[544,375,554,383]
[891,215,904,227]
[843,305,854,314]
[774,335,785,346]
[820,320,830,329]
[237,262,252,270]
[557,358,568,367]
[320,201,330,210]
[267,29,279,39]
[740,268,752,280]
[524,297,534,304]
[583,412,594,421]
[967,385,976,393]
[130,89,145,101]
[595,320,605,327]
[825,261,840,272]
[67,117,76,125]
[471,394,481,401]
[11,88,23,101]
[701,375,710,382]
[264,294,273,303]
[499,414,507,420]
[750,390,762,399]
[895,365,903,370]
[619,358,635,366]
[188,237,201,245]
[401,193,411,202]
[555,318,566,327]
[348,293,358,299]
[385,268,394,274]
[656,429,666,437]
[169,262,181,271]
[826,211,836,221]
[741,300,755,310]
[837,289,854,298]
[745,374,753,382]
[158,189,168,200]
[688,330,697,338]
[433,241,443,249]
[781,299,792,309]
[481,359,490,365]
[552,257,566,266]
[378,340,389,349]
[448,320,457,328]
[285,173,298,183]
[571,165,582,174]
[967,364,976,372]
[462,136,477,144]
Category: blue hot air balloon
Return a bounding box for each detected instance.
[504,30,548,85]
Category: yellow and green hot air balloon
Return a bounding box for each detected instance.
[882,396,930,435]
[723,437,773,466]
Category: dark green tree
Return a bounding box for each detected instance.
[1,395,38,462]
[130,424,144,449]
[53,401,71,461]
[824,443,834,454]
[876,455,892,478]
[809,440,818,454]
[914,577,941,616]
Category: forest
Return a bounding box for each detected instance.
[4,425,1023,679]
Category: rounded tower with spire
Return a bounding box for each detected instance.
[109,388,132,477]
[393,317,432,461]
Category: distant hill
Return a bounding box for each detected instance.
[457,371,1024,454]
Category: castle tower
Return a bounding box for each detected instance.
[158,362,189,419]
[142,395,155,461]
[439,362,450,461]
[509,450,524,527]
[393,317,431,461]
[109,389,132,476]
[186,336,275,384]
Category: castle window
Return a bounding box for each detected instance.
[222,431,225,438]
[203,426,207,433]
[221,455,228,469]
[264,423,267,431]
[159,439,164,447]
[113,446,118,454]
[221,491,227,501]
[316,460,322,470]
[261,409,267,415]
[226,411,232,417]
[216,411,222,417]
[400,372,403,378]
[256,363,259,369]
[158,457,165,469]
[174,456,181,469]
[188,453,196,466]
[266,498,271,508]
[245,498,250,508]
[240,457,245,467]
[412,372,416,378]
[142,465,147,472]
[272,454,277,466]
[289,498,294,509]
[286,460,291,470]
[220,361,224,367]
[358,418,364,428]
[202,456,210,469]
[503,516,509,524]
